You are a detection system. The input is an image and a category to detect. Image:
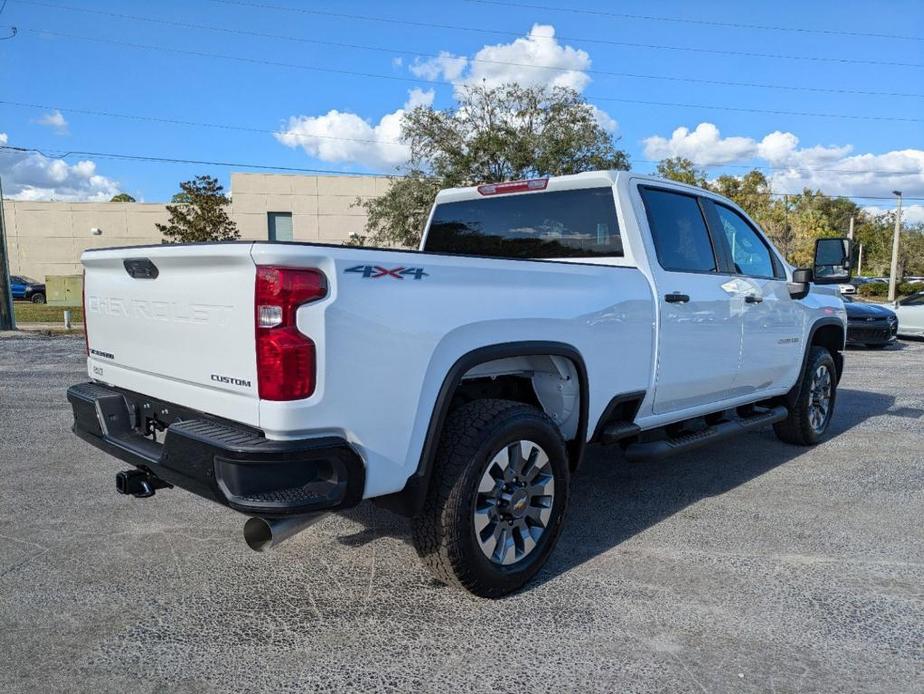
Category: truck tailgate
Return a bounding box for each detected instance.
[82,243,260,426]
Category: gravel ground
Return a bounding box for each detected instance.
[1,335,922,693]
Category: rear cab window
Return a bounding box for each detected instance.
[424,187,623,259]
[639,187,717,274]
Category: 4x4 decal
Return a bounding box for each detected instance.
[345,265,429,280]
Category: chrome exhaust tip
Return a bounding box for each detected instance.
[243,513,326,552]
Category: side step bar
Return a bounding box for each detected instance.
[624,405,788,462]
[599,421,641,445]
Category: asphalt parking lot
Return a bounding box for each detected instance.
[1,335,922,693]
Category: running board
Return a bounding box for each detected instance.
[599,421,641,444]
[623,405,788,462]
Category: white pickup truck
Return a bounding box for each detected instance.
[69,171,851,597]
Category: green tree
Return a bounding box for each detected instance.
[110,193,136,203]
[357,83,630,247]
[655,157,708,187]
[156,175,239,243]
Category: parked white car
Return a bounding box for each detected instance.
[838,283,856,295]
[894,291,924,336]
[68,171,850,596]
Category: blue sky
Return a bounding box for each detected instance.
[1,0,922,219]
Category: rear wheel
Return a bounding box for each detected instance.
[30,293,45,304]
[411,399,570,598]
[774,346,837,445]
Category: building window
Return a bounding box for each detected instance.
[267,212,293,242]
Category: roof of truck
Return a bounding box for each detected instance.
[432,170,712,205]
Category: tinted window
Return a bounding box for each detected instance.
[641,188,716,273]
[425,188,622,259]
[267,212,293,242]
[714,204,778,278]
[901,292,924,306]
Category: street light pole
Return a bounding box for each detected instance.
[888,191,903,302]
[0,175,15,331]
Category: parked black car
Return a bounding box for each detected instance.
[843,295,898,348]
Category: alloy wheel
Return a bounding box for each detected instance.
[473,440,555,566]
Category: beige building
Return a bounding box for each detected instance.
[2,173,391,281]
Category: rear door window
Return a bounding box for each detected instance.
[640,188,717,274]
[424,187,622,259]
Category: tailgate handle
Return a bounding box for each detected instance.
[124,258,159,279]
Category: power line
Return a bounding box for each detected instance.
[0,99,407,147]
[205,0,924,69]
[590,94,923,123]
[4,144,923,202]
[464,0,924,42]
[3,99,923,179]
[14,28,924,124]
[0,143,401,177]
[14,1,924,99]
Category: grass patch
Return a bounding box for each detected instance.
[14,302,84,324]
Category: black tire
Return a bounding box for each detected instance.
[411,399,570,598]
[30,293,46,304]
[773,346,838,446]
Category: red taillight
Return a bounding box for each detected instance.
[477,178,548,195]
[255,267,327,401]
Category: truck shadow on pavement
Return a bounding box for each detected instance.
[336,387,915,592]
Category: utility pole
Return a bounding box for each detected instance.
[888,191,903,302]
[848,215,855,241]
[0,175,15,331]
[857,244,863,277]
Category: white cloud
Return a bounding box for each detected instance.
[37,110,69,135]
[643,121,924,200]
[591,105,619,133]
[769,146,924,199]
[411,24,591,95]
[410,51,468,82]
[274,89,435,170]
[0,131,122,201]
[643,123,755,166]
[864,204,924,225]
[408,25,616,133]
[276,25,621,168]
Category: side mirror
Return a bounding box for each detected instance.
[788,268,813,299]
[813,237,852,285]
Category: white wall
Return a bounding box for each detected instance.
[2,173,392,280]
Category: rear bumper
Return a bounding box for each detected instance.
[67,382,365,517]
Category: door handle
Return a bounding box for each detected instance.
[745,294,764,304]
[664,293,690,304]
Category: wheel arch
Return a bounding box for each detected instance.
[807,318,845,382]
[780,317,845,410]
[375,341,589,517]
